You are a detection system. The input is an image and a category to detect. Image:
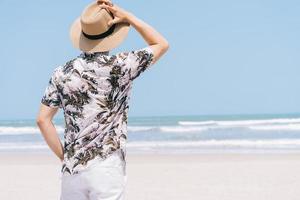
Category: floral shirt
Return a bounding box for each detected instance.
[40,46,154,175]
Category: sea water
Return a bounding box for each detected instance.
[1,114,300,154]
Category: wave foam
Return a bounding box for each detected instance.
[159,126,209,133]
[127,139,300,148]
[178,118,300,126]
[1,139,300,151]
[0,126,64,135]
[177,118,300,132]
[249,124,300,131]
[127,126,155,132]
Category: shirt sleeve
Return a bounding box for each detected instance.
[123,46,155,81]
[40,69,62,109]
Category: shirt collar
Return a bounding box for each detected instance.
[80,51,109,58]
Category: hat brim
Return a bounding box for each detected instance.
[70,17,130,53]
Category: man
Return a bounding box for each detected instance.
[36,0,169,199]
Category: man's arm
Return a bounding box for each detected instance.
[124,13,169,65]
[98,0,169,64]
[36,104,64,162]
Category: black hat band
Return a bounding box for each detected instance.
[82,23,116,40]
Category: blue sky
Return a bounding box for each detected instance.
[0,0,300,120]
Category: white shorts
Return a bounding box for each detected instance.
[60,151,127,200]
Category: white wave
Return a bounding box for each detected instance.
[2,117,300,136]
[0,125,155,135]
[127,126,155,132]
[178,118,300,127]
[159,126,209,133]
[127,139,300,148]
[0,142,48,150]
[249,124,300,131]
[177,118,300,132]
[178,120,218,126]
[1,139,300,151]
[0,126,64,135]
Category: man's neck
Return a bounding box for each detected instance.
[82,51,110,56]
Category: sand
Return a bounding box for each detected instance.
[1,151,300,200]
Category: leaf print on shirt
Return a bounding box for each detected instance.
[62,58,76,74]
[118,47,154,81]
[41,46,155,175]
[41,67,63,108]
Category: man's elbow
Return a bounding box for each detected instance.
[36,116,48,126]
[161,40,170,53]
[36,117,43,126]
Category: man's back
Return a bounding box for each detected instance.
[41,47,154,175]
[36,2,168,198]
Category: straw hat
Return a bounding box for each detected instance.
[70,1,130,53]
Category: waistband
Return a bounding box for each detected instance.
[61,149,126,178]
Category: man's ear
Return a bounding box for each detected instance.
[36,104,59,122]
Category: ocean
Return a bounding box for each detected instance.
[1,114,300,154]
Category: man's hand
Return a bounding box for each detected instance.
[97,0,132,26]
[97,0,169,67]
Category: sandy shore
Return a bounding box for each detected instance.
[1,151,300,200]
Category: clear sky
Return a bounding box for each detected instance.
[0,0,300,120]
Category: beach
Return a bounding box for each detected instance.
[2,115,300,199]
[1,151,300,200]
[2,0,300,199]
